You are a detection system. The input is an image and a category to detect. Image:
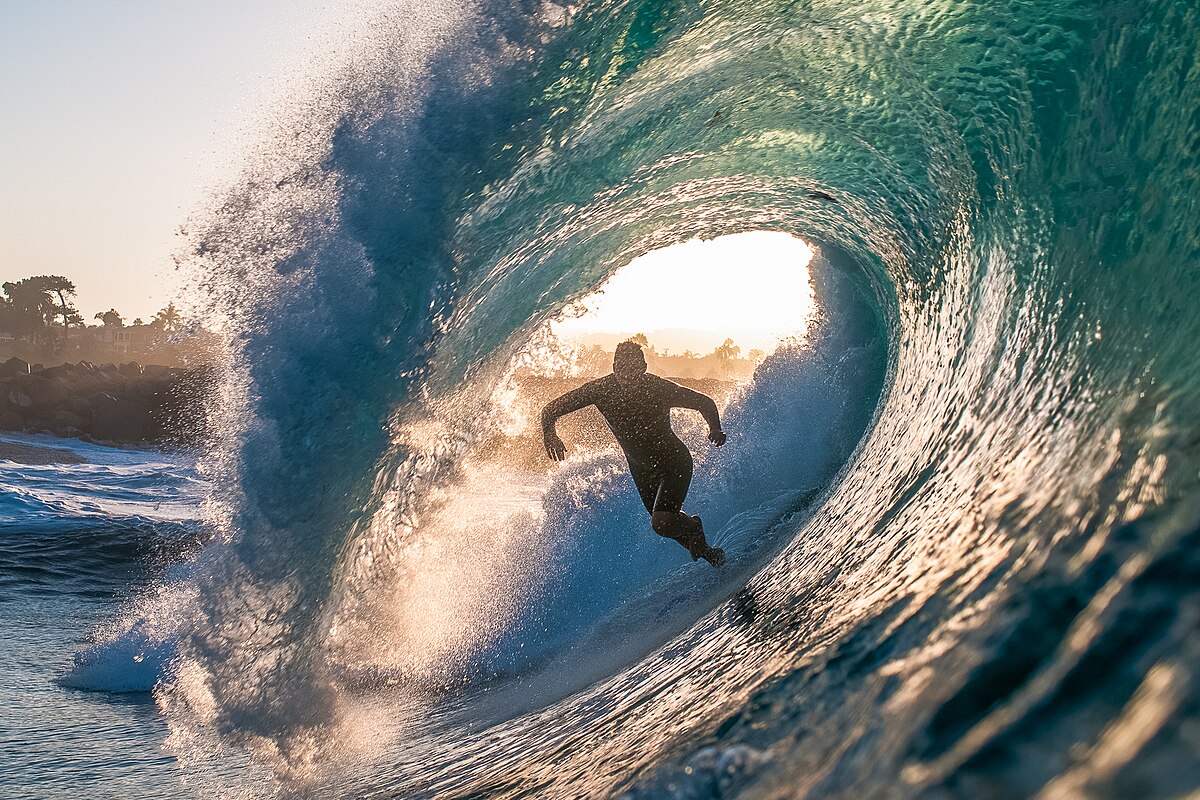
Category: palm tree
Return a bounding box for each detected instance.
[154,303,181,333]
[714,338,740,379]
[714,338,740,361]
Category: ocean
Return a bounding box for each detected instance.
[2,0,1198,797]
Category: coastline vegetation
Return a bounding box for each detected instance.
[1,276,773,452]
[519,332,768,383]
[0,274,217,367]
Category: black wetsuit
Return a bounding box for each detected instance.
[542,374,721,514]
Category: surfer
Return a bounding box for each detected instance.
[542,341,727,567]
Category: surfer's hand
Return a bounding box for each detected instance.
[708,429,727,446]
[544,432,567,461]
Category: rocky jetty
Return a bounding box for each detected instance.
[0,357,215,448]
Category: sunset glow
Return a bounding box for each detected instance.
[552,231,817,355]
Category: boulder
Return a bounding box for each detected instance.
[39,364,72,380]
[87,391,117,407]
[127,378,162,400]
[30,363,44,373]
[67,372,104,394]
[90,393,152,442]
[1,357,30,377]
[24,376,73,407]
[52,410,86,430]
[7,389,32,409]
[62,395,93,421]
[0,411,23,431]
[94,371,129,393]
[118,361,143,377]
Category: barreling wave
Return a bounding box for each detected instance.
[104,0,1200,796]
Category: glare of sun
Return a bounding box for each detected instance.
[551,231,817,355]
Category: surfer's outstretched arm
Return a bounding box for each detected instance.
[541,381,599,460]
[666,382,726,445]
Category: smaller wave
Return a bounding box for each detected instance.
[0,434,207,691]
[0,433,204,527]
[59,561,199,693]
[61,618,177,694]
[0,516,204,597]
[0,431,177,465]
[1,447,206,597]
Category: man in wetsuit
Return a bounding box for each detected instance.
[542,341,727,567]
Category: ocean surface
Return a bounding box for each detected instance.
[3,0,1199,797]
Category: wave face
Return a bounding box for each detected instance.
[158,0,1199,796]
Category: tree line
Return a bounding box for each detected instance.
[581,333,764,365]
[622,332,763,362]
[1,274,183,349]
[569,334,767,381]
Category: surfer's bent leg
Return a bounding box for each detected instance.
[629,448,721,566]
[633,449,713,562]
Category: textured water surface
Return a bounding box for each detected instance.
[3,0,1199,797]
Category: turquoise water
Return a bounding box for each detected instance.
[5,0,1199,797]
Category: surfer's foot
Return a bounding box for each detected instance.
[689,516,724,567]
[681,533,704,560]
[685,515,723,566]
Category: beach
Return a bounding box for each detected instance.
[0,438,87,465]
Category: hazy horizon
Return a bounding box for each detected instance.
[558,328,791,357]
[550,232,816,354]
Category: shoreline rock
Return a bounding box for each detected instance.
[0,357,215,449]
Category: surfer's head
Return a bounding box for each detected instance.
[613,341,648,384]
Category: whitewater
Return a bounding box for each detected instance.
[3,0,1198,797]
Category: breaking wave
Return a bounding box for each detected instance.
[73,1,1200,797]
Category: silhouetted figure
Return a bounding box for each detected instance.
[542,341,727,567]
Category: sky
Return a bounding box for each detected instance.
[0,1,333,322]
[552,232,816,355]
[1,5,815,353]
